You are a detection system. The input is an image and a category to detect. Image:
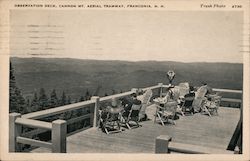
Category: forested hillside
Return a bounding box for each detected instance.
[11,57,243,103]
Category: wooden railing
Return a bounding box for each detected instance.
[9,83,242,153]
[9,113,66,153]
[213,88,242,103]
[155,135,237,154]
[9,84,162,153]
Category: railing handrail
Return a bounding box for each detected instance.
[100,84,161,102]
[22,99,95,119]
[22,84,161,120]
[213,88,242,94]
[168,142,234,154]
[15,117,52,130]
[155,135,236,154]
[22,84,242,120]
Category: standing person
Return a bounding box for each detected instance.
[167,70,175,85]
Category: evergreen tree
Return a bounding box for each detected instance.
[111,89,116,95]
[67,96,71,105]
[9,62,26,113]
[79,95,85,102]
[85,89,91,100]
[50,89,58,108]
[38,88,49,110]
[15,88,26,114]
[31,92,40,112]
[25,98,31,113]
[60,91,67,106]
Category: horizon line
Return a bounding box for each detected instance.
[10,56,243,64]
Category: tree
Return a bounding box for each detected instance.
[60,91,67,106]
[31,92,40,112]
[67,96,71,105]
[79,95,85,102]
[25,98,31,113]
[111,89,116,95]
[9,62,26,114]
[85,89,91,100]
[38,88,49,110]
[50,89,58,108]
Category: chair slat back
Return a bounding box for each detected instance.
[195,86,207,98]
[172,87,180,101]
[164,101,178,115]
[130,104,141,118]
[141,89,153,104]
[177,83,189,98]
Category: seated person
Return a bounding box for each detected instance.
[161,85,178,104]
[182,86,195,113]
[107,97,123,114]
[123,93,142,118]
[184,86,195,98]
[201,82,214,94]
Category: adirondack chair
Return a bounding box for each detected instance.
[203,95,222,116]
[99,98,123,134]
[192,85,208,113]
[178,82,190,99]
[181,94,195,115]
[99,109,121,134]
[154,100,178,126]
[138,89,153,121]
[125,104,142,129]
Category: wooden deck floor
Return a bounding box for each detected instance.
[32,106,240,153]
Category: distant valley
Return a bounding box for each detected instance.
[10,57,243,101]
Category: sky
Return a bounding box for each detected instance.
[10,10,243,63]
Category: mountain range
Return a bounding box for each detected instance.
[10,57,243,101]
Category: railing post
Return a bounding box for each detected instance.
[155,135,172,153]
[9,113,22,152]
[52,120,67,153]
[91,96,100,128]
[158,83,163,97]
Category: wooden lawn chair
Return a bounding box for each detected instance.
[125,104,142,129]
[139,89,153,121]
[154,101,178,126]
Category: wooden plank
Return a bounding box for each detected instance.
[22,100,95,119]
[67,126,91,137]
[213,88,242,94]
[168,142,234,154]
[22,129,49,138]
[66,114,91,125]
[16,136,52,149]
[15,118,52,130]
[221,98,242,103]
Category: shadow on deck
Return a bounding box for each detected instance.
[32,106,240,153]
